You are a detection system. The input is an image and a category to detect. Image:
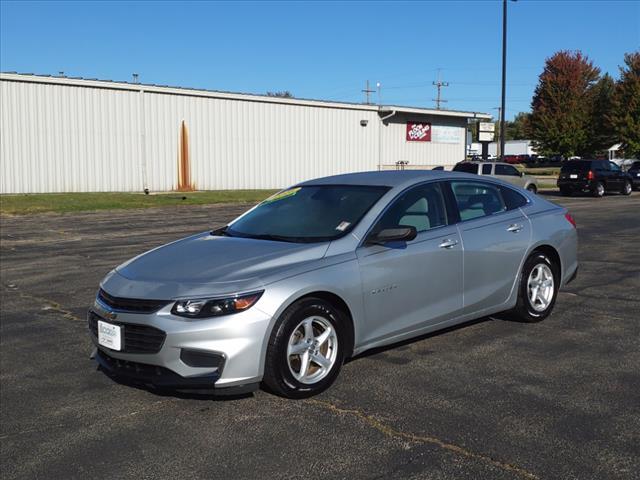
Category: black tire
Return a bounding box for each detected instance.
[505,251,560,323]
[559,187,571,196]
[527,184,538,194]
[262,297,347,399]
[592,181,605,197]
[621,180,632,196]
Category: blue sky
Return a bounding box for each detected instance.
[1,0,638,120]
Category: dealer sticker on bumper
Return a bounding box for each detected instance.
[98,320,122,351]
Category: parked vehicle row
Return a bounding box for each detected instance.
[557,159,634,197]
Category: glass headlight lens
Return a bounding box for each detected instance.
[172,291,263,318]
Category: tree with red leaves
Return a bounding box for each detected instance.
[611,52,640,158]
[529,51,601,158]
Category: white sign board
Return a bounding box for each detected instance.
[479,122,495,132]
[478,131,495,142]
[431,126,460,144]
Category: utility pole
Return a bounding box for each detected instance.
[362,80,375,105]
[500,0,516,161]
[493,106,502,158]
[432,69,449,110]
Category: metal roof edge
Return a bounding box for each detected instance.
[0,72,490,118]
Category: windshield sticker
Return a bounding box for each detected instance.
[262,187,301,204]
[335,221,351,232]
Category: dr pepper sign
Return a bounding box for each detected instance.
[406,122,431,142]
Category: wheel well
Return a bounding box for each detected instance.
[531,245,561,278]
[299,291,355,359]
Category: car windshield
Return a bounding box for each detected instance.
[561,160,591,172]
[225,185,390,243]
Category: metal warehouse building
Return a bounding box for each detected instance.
[0,73,490,194]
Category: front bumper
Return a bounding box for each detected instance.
[88,298,272,391]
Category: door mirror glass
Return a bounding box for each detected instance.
[366,227,417,245]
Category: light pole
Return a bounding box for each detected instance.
[500,0,516,162]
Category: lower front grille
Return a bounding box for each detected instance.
[88,311,166,354]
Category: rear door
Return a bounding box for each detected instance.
[608,161,625,190]
[447,180,531,314]
[494,164,524,188]
[356,181,463,344]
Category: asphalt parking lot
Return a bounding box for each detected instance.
[1,192,639,480]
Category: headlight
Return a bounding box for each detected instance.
[171,291,263,319]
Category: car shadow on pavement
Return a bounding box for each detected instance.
[95,366,256,401]
[349,316,493,363]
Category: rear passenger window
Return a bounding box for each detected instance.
[499,186,528,210]
[450,181,506,221]
[481,164,492,175]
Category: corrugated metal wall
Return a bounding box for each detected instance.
[1,77,470,194]
[379,113,466,168]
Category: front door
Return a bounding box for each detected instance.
[356,181,463,345]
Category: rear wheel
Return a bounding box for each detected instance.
[559,187,571,196]
[593,181,605,197]
[526,184,538,194]
[621,180,632,196]
[505,251,559,323]
[262,297,346,398]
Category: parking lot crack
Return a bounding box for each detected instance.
[306,399,538,480]
[17,291,84,322]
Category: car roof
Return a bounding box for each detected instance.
[467,161,512,166]
[298,169,484,188]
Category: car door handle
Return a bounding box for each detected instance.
[507,223,523,233]
[439,239,459,249]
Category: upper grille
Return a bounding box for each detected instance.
[97,289,169,314]
[88,311,166,354]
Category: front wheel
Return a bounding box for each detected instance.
[505,252,559,323]
[621,180,632,196]
[527,184,538,194]
[262,297,346,398]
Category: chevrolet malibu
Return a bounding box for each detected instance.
[89,171,578,398]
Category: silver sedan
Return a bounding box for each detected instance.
[89,170,578,398]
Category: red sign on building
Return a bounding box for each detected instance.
[406,122,431,142]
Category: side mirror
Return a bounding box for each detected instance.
[366,226,417,246]
[519,171,524,177]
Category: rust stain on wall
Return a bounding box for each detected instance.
[177,120,194,191]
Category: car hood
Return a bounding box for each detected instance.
[102,232,330,299]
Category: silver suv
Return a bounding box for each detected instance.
[454,161,538,193]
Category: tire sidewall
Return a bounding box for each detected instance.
[594,182,605,197]
[622,181,632,195]
[264,298,346,398]
[518,253,560,322]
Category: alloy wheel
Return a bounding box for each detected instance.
[287,316,338,384]
[527,263,555,312]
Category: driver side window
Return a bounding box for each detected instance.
[373,182,448,234]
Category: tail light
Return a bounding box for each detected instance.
[587,170,594,180]
[565,213,577,228]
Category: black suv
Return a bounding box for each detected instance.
[557,160,633,197]
[627,161,640,191]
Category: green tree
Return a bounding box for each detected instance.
[611,52,640,158]
[266,91,294,98]
[529,51,601,158]
[584,74,616,156]
[504,112,531,141]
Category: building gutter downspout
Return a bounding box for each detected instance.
[378,109,396,170]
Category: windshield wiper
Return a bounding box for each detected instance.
[210,226,233,237]
[241,233,302,243]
